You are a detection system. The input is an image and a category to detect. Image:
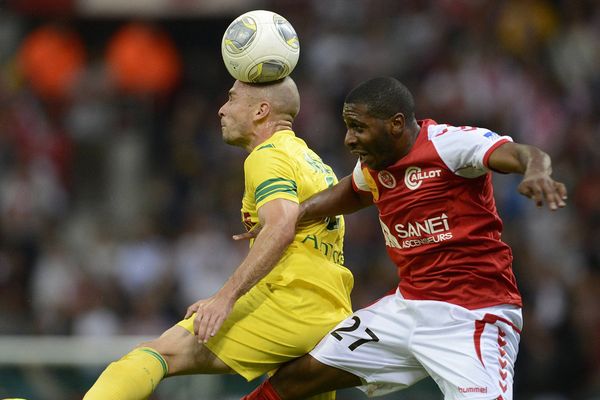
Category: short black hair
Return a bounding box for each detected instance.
[345,77,415,120]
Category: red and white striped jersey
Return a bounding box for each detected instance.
[352,119,522,309]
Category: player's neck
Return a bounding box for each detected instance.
[407,119,421,140]
[394,120,421,160]
[249,121,293,150]
[271,120,293,134]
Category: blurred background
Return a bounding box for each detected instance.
[0,0,599,399]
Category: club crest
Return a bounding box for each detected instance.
[377,170,396,189]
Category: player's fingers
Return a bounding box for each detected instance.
[209,315,225,338]
[555,182,568,204]
[541,180,558,210]
[518,183,533,198]
[193,309,206,338]
[232,232,254,241]
[198,313,214,343]
[204,315,226,343]
[193,313,200,336]
[233,226,262,241]
[185,303,198,319]
[529,184,544,208]
[519,182,543,207]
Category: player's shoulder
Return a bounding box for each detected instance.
[246,141,288,162]
[425,121,496,142]
[244,140,297,176]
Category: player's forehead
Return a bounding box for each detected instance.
[230,80,261,99]
[342,103,371,122]
[229,80,244,95]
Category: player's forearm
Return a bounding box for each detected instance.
[518,145,552,178]
[300,175,369,221]
[220,223,294,300]
[489,142,552,176]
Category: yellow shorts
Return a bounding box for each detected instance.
[177,279,352,382]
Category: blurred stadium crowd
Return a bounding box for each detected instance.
[0,0,599,398]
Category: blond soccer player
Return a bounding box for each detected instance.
[84,77,353,400]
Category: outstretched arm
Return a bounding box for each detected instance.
[299,174,373,220]
[487,142,567,210]
[187,198,298,342]
[233,175,372,241]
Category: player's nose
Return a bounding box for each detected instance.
[344,130,357,147]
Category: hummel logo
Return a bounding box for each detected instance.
[458,386,488,394]
[499,382,508,392]
[498,357,507,369]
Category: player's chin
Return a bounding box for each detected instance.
[221,132,235,144]
[361,154,378,169]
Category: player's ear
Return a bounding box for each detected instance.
[254,101,271,121]
[390,112,405,136]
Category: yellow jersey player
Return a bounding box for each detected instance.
[84,77,353,400]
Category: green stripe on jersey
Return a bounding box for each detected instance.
[255,178,297,197]
[256,144,275,150]
[256,177,296,192]
[255,185,297,204]
[256,183,297,199]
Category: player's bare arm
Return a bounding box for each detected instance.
[488,142,568,210]
[186,198,298,343]
[233,175,372,241]
[299,175,373,220]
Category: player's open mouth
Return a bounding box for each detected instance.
[350,150,369,161]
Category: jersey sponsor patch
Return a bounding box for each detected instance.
[379,214,452,249]
[404,166,442,190]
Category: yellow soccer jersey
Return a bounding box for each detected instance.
[241,130,353,293]
[178,130,353,382]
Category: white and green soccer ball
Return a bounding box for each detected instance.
[221,10,300,83]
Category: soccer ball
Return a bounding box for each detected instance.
[221,10,300,83]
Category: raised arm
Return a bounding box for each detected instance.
[188,198,298,342]
[300,175,373,221]
[233,175,372,241]
[487,142,567,210]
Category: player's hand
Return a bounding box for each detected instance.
[232,224,263,241]
[518,173,567,210]
[185,293,236,343]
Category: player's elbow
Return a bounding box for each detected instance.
[278,223,296,246]
[262,219,296,247]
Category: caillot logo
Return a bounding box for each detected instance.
[404,166,441,190]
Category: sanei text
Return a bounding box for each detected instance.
[379,214,452,249]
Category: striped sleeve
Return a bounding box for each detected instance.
[255,177,298,205]
[244,148,299,210]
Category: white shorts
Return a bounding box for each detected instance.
[309,290,522,399]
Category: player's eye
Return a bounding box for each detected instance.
[347,123,364,133]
